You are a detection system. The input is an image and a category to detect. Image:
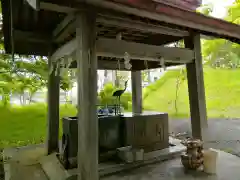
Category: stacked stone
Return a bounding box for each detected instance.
[181,138,204,170]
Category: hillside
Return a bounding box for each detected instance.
[144,67,240,118]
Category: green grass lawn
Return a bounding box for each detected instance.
[144,67,240,118]
[0,104,76,148]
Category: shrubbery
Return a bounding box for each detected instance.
[98,83,131,110]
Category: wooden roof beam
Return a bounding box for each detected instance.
[97,16,188,37]
[51,37,194,64]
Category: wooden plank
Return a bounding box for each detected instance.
[184,33,208,140]
[76,12,98,180]
[131,71,142,114]
[25,0,40,10]
[47,58,60,154]
[51,38,194,63]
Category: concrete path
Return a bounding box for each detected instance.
[3,144,48,180]
[169,118,240,156]
[6,163,48,180]
[103,150,240,180]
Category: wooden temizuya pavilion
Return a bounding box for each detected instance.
[1,0,240,179]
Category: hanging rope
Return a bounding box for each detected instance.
[10,0,15,63]
[124,52,132,70]
[160,57,166,70]
[116,58,120,71]
[144,60,148,70]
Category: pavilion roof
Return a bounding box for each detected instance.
[1,0,240,57]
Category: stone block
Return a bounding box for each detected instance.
[40,153,72,180]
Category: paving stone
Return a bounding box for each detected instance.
[40,153,71,180]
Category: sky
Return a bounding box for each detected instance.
[202,0,235,18]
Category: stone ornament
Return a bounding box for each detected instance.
[181,138,204,171]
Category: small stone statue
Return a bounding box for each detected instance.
[181,138,204,171]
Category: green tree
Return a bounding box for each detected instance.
[202,0,240,69]
[0,6,74,105]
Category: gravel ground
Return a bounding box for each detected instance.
[169,118,240,156]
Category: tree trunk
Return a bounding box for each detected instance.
[29,94,33,104]
[2,94,10,106]
[65,91,68,104]
[19,94,23,105]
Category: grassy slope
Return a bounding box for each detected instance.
[0,104,76,148]
[144,67,240,118]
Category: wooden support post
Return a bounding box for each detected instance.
[131,71,142,114]
[76,12,98,180]
[184,33,208,140]
[47,58,60,154]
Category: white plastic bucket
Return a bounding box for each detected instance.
[203,148,218,174]
[134,149,144,161]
